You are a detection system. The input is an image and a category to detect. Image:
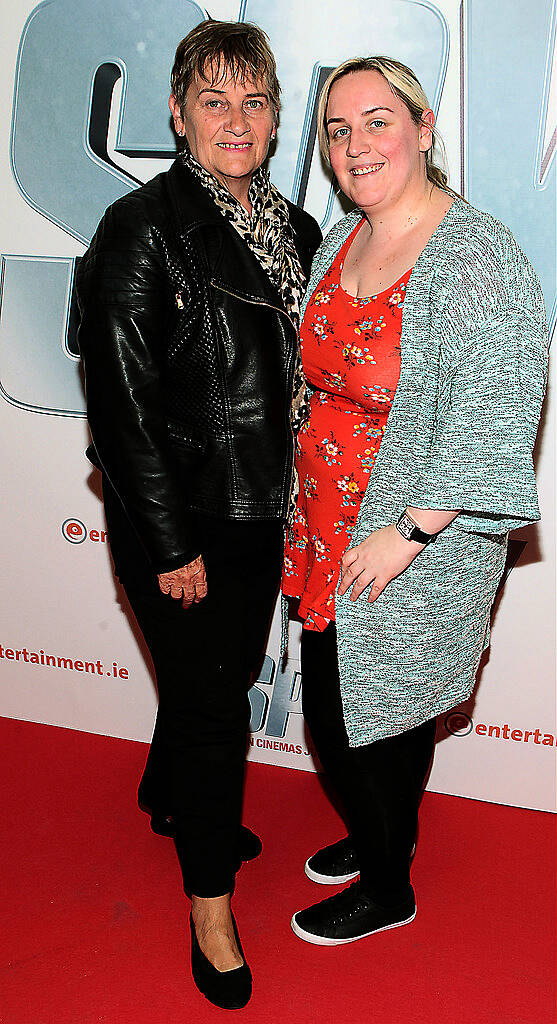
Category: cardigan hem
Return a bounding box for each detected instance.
[343,684,479,747]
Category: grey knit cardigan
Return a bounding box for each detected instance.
[298,197,548,746]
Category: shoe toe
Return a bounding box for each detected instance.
[196,964,252,1010]
[305,837,359,884]
[291,909,337,946]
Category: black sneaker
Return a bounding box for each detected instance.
[305,836,417,885]
[291,882,416,945]
[305,836,359,884]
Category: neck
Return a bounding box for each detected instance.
[361,176,435,246]
[211,166,254,214]
[224,177,253,215]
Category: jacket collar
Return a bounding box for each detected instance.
[164,159,297,312]
[165,158,228,231]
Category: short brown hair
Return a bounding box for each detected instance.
[171,20,281,122]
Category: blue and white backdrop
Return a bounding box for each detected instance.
[0,0,555,810]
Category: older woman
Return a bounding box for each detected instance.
[77,20,320,1008]
[283,56,547,945]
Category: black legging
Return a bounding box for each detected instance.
[301,623,436,906]
[103,482,283,898]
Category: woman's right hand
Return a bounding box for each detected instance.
[158,555,207,609]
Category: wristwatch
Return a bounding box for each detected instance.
[396,511,437,545]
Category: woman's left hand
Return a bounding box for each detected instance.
[338,525,424,603]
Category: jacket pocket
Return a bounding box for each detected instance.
[167,425,207,454]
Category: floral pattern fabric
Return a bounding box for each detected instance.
[283,219,410,631]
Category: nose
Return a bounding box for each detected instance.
[225,104,250,136]
[346,126,371,159]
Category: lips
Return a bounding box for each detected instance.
[351,162,385,176]
[217,143,253,150]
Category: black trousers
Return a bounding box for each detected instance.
[104,485,283,898]
[301,623,436,906]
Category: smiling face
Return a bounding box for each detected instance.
[326,69,434,214]
[169,63,276,204]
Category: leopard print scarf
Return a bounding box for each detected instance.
[181,151,309,461]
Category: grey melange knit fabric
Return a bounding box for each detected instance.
[299,196,548,746]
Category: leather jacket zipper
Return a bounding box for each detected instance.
[210,279,297,332]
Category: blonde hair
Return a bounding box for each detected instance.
[317,56,459,197]
[171,20,280,123]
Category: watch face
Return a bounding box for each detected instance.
[397,513,434,545]
[398,513,414,540]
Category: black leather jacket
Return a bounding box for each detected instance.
[76,160,322,573]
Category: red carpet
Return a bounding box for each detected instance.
[0,716,554,1024]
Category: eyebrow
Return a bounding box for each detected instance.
[197,87,269,99]
[326,105,394,125]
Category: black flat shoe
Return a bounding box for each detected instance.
[189,913,252,1010]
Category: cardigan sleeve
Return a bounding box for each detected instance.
[406,264,548,535]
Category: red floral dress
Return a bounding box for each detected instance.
[283,219,411,631]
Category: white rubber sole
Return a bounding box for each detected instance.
[290,908,417,946]
[304,860,359,885]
